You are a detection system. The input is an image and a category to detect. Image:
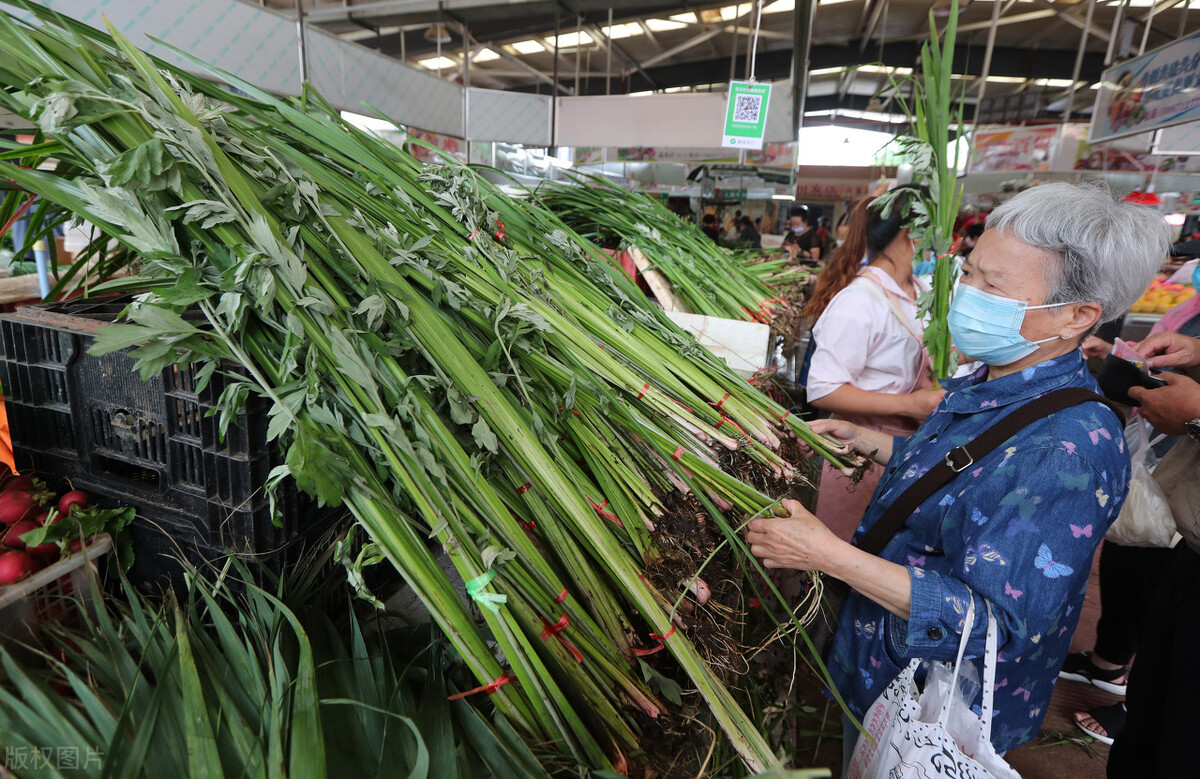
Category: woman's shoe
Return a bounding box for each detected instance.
[1074,702,1127,746]
[1058,651,1129,696]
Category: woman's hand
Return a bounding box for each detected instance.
[901,388,946,421]
[808,417,864,453]
[747,499,840,572]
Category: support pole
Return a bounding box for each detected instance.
[792,0,815,137]
[1138,0,1157,55]
[295,0,309,84]
[551,12,559,145]
[729,3,742,86]
[976,0,1002,113]
[606,7,613,95]
[1064,0,1096,122]
[1106,0,1132,66]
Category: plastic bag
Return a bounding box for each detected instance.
[1106,417,1176,548]
[918,657,983,757]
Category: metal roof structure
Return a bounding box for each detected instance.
[263,0,1200,128]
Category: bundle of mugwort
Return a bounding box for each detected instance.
[0,6,856,773]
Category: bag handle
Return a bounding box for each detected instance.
[937,596,977,729]
[857,387,1126,557]
[979,600,1000,739]
[935,597,1001,739]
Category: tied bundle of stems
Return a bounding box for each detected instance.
[0,5,859,773]
[879,0,966,380]
[536,180,784,323]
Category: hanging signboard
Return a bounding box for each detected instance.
[1091,30,1200,143]
[722,81,772,150]
[970,126,1060,171]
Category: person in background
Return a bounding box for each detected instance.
[700,212,721,241]
[816,216,830,254]
[834,211,851,248]
[725,209,743,241]
[782,207,822,262]
[750,182,1168,774]
[800,187,944,541]
[960,221,986,257]
[737,215,761,248]
[1106,331,1200,778]
[1066,270,1200,745]
[760,209,777,236]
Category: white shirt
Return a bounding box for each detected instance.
[807,266,928,402]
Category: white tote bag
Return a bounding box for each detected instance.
[847,599,1019,779]
[1105,417,1176,548]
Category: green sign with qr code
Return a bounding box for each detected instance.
[722,81,771,150]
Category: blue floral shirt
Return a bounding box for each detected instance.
[827,350,1129,753]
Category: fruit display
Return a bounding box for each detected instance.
[1129,276,1196,314]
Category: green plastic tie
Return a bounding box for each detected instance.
[465,569,508,614]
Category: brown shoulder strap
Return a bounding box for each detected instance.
[856,387,1125,557]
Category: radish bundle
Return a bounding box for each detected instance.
[0,6,857,773]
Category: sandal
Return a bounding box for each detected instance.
[1058,651,1129,696]
[1074,702,1126,746]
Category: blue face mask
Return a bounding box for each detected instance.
[948,284,1066,366]
[1192,262,1200,292]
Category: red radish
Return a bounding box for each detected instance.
[66,535,97,553]
[27,541,58,561]
[0,492,37,526]
[3,475,33,493]
[33,512,48,526]
[2,519,37,549]
[0,549,37,583]
[57,491,88,515]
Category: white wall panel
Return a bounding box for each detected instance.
[466,88,552,146]
[6,0,463,136]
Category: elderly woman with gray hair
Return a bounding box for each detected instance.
[747,182,1170,765]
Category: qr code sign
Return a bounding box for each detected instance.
[733,94,762,123]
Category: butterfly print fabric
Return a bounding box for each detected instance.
[827,351,1130,754]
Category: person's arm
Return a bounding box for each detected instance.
[810,384,944,422]
[747,499,912,618]
[750,445,1117,663]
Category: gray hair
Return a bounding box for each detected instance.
[986,182,1170,324]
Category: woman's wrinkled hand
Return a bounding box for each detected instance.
[746,498,839,572]
[797,417,864,459]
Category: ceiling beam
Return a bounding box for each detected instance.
[894,9,1058,41]
[1029,0,1111,43]
[637,27,725,70]
[291,0,549,24]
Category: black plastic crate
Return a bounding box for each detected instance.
[0,297,334,581]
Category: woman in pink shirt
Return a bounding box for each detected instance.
[801,189,945,541]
